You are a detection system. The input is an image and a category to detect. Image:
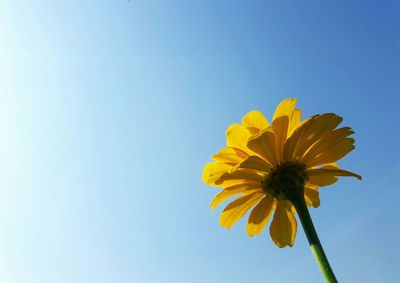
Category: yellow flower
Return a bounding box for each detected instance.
[202,98,361,248]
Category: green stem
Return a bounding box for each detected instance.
[290,193,338,283]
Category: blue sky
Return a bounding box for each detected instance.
[0,1,399,282]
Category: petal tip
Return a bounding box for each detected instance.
[273,241,285,248]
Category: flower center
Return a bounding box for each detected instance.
[263,162,309,201]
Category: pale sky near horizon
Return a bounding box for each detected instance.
[0,1,399,283]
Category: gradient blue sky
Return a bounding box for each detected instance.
[0,1,399,282]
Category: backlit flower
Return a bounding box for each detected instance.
[202,99,361,248]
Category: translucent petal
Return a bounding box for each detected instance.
[307,164,340,187]
[202,162,234,186]
[283,115,316,162]
[272,99,298,122]
[269,201,297,248]
[292,113,343,161]
[246,197,275,236]
[226,124,252,153]
[242,110,270,135]
[220,192,264,229]
[272,99,297,161]
[215,179,262,188]
[288,109,302,136]
[307,168,362,180]
[304,186,320,208]
[210,184,262,211]
[215,169,267,186]
[306,138,355,167]
[247,127,278,166]
[301,127,354,165]
[236,156,272,172]
[212,147,249,164]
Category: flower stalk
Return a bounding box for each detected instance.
[289,192,338,283]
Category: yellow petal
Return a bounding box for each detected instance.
[307,168,362,180]
[292,113,343,161]
[246,197,275,236]
[210,184,262,211]
[247,127,279,166]
[202,162,234,186]
[214,179,262,188]
[272,98,297,161]
[288,109,302,136]
[306,138,355,167]
[220,192,264,229]
[304,186,320,208]
[301,127,354,165]
[236,156,272,172]
[242,110,270,135]
[282,115,316,162]
[272,98,298,122]
[215,169,267,186]
[269,201,297,248]
[212,147,249,164]
[226,124,251,153]
[307,163,340,187]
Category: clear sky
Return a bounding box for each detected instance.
[0,1,399,282]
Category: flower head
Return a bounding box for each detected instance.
[202,99,361,248]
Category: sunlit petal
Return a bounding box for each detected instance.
[247,197,275,236]
[269,201,297,248]
[220,192,264,229]
[242,110,270,135]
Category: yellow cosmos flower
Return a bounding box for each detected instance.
[202,98,361,248]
